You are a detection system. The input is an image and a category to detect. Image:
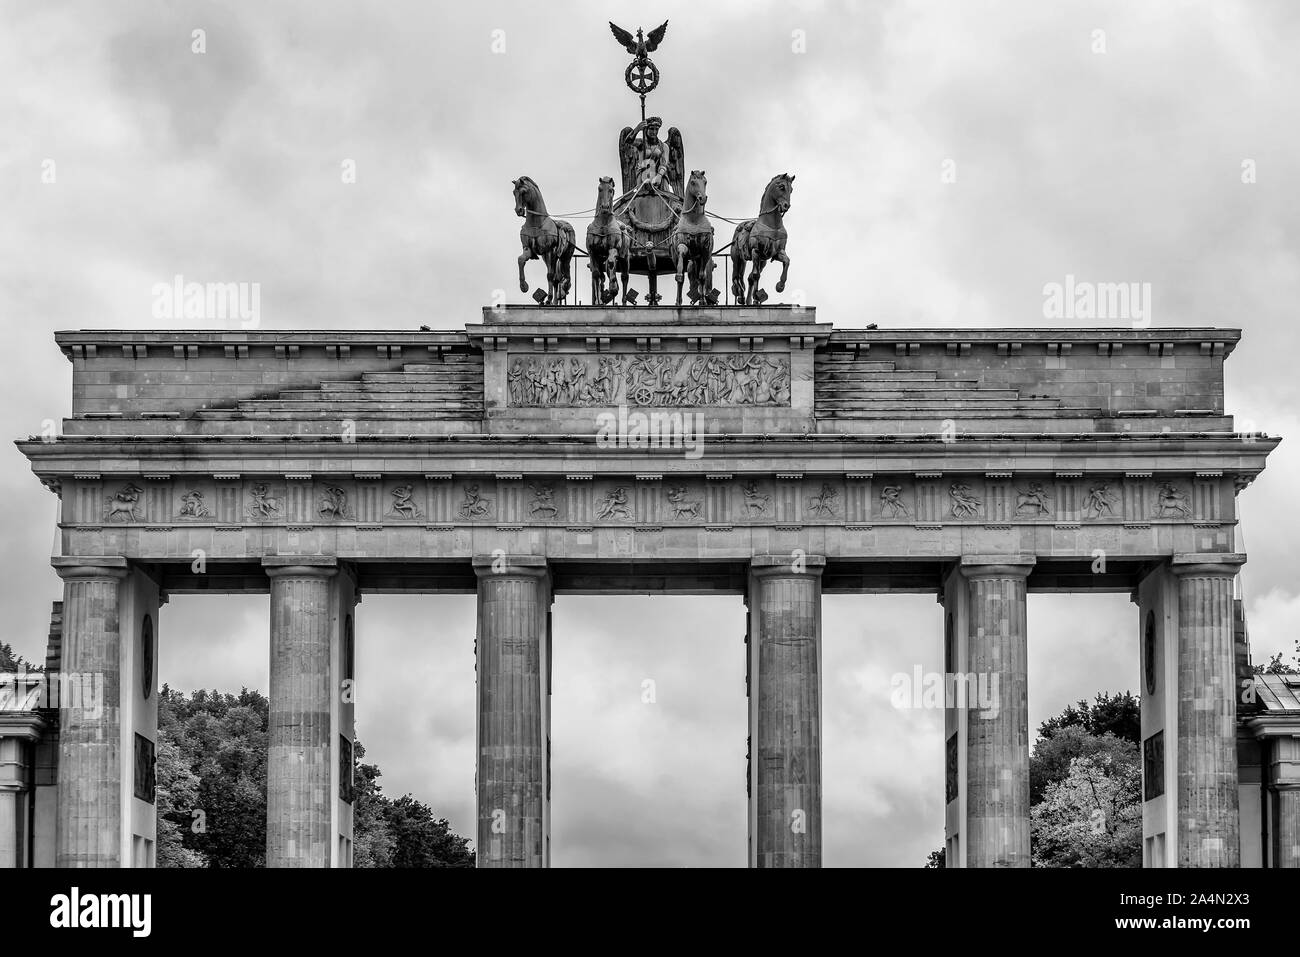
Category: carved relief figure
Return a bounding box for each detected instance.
[459,484,492,519]
[741,480,770,516]
[508,353,790,408]
[178,490,210,518]
[247,483,281,519]
[1083,482,1116,519]
[1015,483,1052,517]
[880,485,909,519]
[319,486,352,520]
[1154,482,1191,519]
[665,485,701,520]
[806,483,838,518]
[949,483,982,519]
[105,483,143,523]
[595,486,633,520]
[387,484,422,519]
[529,483,558,519]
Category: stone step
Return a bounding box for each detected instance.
[818,379,990,391]
[817,406,1101,420]
[321,380,481,393]
[815,357,897,370]
[239,399,483,412]
[301,389,483,402]
[400,362,483,374]
[358,372,483,384]
[815,396,1062,410]
[816,369,942,382]
[814,388,1023,401]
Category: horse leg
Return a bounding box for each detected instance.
[590,252,602,305]
[675,242,687,307]
[749,247,764,303]
[619,246,631,305]
[731,251,746,305]
[518,248,531,293]
[775,247,791,294]
[544,252,558,305]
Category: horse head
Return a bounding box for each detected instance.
[686,170,708,211]
[513,176,541,218]
[762,173,795,217]
[596,175,617,213]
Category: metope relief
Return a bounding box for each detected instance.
[507,352,790,407]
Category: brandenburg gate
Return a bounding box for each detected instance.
[2,22,1291,869]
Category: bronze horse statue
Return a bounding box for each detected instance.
[514,176,576,305]
[585,176,633,305]
[672,169,717,306]
[730,173,794,306]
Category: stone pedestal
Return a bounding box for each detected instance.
[265,558,338,868]
[474,556,550,868]
[52,557,129,867]
[960,556,1033,868]
[1172,557,1243,867]
[748,554,823,868]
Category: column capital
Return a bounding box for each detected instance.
[262,556,338,579]
[959,555,1036,580]
[1170,553,1246,578]
[51,556,129,581]
[750,554,826,578]
[473,554,548,579]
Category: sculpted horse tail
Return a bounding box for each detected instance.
[730,173,794,306]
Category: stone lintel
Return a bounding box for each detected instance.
[262,555,339,578]
[1170,552,1246,577]
[750,554,826,577]
[959,554,1036,579]
[472,554,548,578]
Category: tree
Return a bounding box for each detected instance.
[351,741,474,868]
[1030,726,1137,805]
[1255,639,1300,676]
[924,847,945,869]
[1031,751,1142,868]
[157,685,472,867]
[0,642,41,672]
[1036,691,1139,745]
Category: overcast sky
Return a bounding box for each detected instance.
[3,0,1298,866]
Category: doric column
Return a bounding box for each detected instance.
[474,555,550,868]
[749,554,824,868]
[1171,556,1243,867]
[52,557,128,867]
[0,722,39,868]
[265,557,337,868]
[960,556,1034,868]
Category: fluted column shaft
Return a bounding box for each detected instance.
[961,560,1032,868]
[750,555,823,868]
[1172,559,1242,867]
[53,558,128,867]
[475,556,549,868]
[266,561,336,868]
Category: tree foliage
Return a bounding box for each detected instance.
[156,685,472,868]
[1030,751,1142,868]
[0,642,41,672]
[1036,691,1140,745]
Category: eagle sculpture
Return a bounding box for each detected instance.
[608,20,668,61]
